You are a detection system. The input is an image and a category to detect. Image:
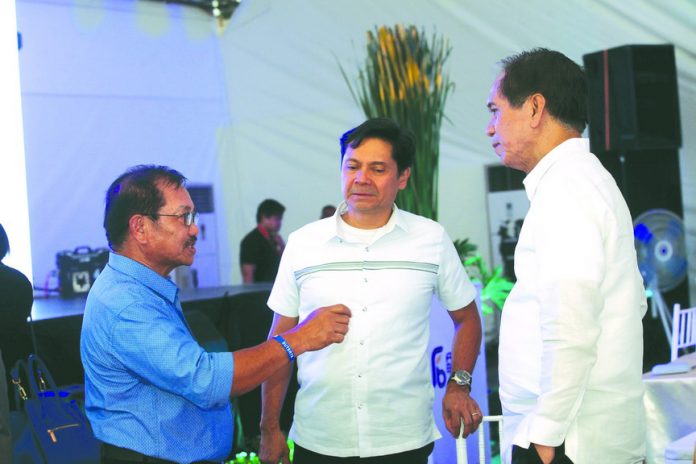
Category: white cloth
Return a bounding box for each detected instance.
[665,430,696,464]
[643,352,696,464]
[498,138,647,464]
[268,203,477,457]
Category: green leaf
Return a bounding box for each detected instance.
[458,250,513,312]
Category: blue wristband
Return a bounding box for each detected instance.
[273,335,296,362]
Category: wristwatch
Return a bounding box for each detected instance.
[449,370,472,389]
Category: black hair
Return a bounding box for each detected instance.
[339,118,415,174]
[499,48,587,133]
[320,205,336,219]
[256,199,285,223]
[104,165,187,250]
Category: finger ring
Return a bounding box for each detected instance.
[472,412,480,417]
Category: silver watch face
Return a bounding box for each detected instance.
[451,370,472,386]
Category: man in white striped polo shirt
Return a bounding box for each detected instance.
[259,118,484,464]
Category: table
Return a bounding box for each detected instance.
[643,352,696,464]
[26,285,273,394]
[31,283,272,321]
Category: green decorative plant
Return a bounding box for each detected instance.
[340,24,454,220]
[453,239,513,315]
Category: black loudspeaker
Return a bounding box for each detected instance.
[487,165,525,193]
[583,44,682,154]
[597,149,683,219]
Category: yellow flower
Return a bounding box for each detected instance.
[396,24,406,41]
[378,27,390,54]
[388,76,397,102]
[408,58,422,88]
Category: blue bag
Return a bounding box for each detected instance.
[10,354,99,464]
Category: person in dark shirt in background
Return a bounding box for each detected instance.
[0,223,34,463]
[240,199,286,283]
[0,224,34,398]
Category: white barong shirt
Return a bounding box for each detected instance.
[499,138,647,464]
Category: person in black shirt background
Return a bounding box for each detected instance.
[240,199,286,283]
[0,223,34,462]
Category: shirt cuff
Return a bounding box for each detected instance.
[209,351,234,407]
[514,413,567,448]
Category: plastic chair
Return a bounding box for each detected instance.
[457,415,503,464]
[671,304,696,361]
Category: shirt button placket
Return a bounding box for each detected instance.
[355,298,369,447]
[357,245,371,450]
[362,245,369,283]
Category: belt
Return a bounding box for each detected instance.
[101,443,221,464]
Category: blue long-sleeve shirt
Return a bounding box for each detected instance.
[80,253,234,462]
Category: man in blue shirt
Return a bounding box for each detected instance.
[81,165,351,464]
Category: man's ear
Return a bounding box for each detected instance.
[128,214,148,244]
[398,167,411,190]
[528,93,546,128]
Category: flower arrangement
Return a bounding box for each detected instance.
[341,24,454,220]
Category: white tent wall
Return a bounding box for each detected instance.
[16,0,234,287]
[16,0,696,305]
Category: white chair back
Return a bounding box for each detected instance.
[671,304,696,361]
[457,415,503,464]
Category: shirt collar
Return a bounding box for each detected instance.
[523,138,589,201]
[107,252,179,304]
[316,201,409,242]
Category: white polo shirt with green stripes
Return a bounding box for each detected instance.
[268,202,477,458]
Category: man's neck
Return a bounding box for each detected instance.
[341,208,392,230]
[526,126,581,173]
[117,244,172,277]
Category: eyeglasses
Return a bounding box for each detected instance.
[148,211,199,227]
